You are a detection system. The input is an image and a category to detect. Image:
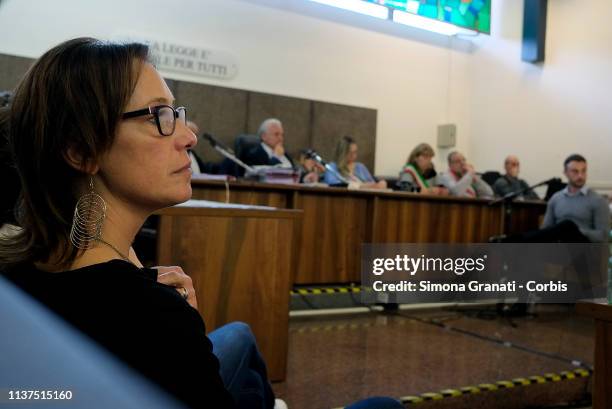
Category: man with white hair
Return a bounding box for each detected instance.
[243,118,294,169]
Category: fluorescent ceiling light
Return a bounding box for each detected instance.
[309,0,389,19]
[393,9,477,36]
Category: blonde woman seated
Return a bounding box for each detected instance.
[398,143,448,195]
[324,136,387,189]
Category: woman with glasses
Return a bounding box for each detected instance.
[0,37,280,409]
[0,38,403,409]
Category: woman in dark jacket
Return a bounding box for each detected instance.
[0,37,272,409]
[0,38,402,409]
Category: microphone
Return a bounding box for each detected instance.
[202,133,233,153]
[200,132,255,174]
[530,177,559,189]
[490,177,557,205]
[546,177,560,184]
[303,149,350,185]
[304,149,327,166]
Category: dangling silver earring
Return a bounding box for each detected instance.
[70,176,107,249]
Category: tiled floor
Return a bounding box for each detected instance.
[272,305,594,409]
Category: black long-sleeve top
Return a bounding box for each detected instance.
[2,259,235,409]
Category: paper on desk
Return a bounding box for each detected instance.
[175,199,276,211]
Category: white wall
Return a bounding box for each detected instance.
[470,0,612,190]
[1,0,610,186]
[0,0,471,175]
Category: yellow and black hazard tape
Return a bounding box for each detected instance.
[331,369,591,408]
[290,319,410,334]
[290,286,365,296]
[292,322,371,334]
[397,368,592,405]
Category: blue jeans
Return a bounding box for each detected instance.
[210,322,403,409]
[209,322,275,409]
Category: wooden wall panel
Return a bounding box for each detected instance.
[0,53,377,168]
[174,81,248,162]
[0,54,33,91]
[246,92,312,160]
[311,101,377,173]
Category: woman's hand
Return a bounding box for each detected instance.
[303,171,319,184]
[360,180,388,190]
[154,266,198,309]
[424,186,449,196]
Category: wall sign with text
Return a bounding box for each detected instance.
[147,40,238,80]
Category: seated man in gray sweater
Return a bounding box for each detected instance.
[541,154,610,243]
[438,151,493,198]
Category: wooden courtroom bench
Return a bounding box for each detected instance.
[190,178,546,284]
[155,200,302,381]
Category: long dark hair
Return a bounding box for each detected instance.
[0,37,149,269]
[334,135,356,177]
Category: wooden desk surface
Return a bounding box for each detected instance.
[191,179,547,284]
[158,199,301,219]
[192,176,546,205]
[576,300,612,322]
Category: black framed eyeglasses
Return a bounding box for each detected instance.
[122,105,187,136]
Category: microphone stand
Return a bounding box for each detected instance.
[306,150,350,185]
[201,133,257,176]
[484,178,552,325]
